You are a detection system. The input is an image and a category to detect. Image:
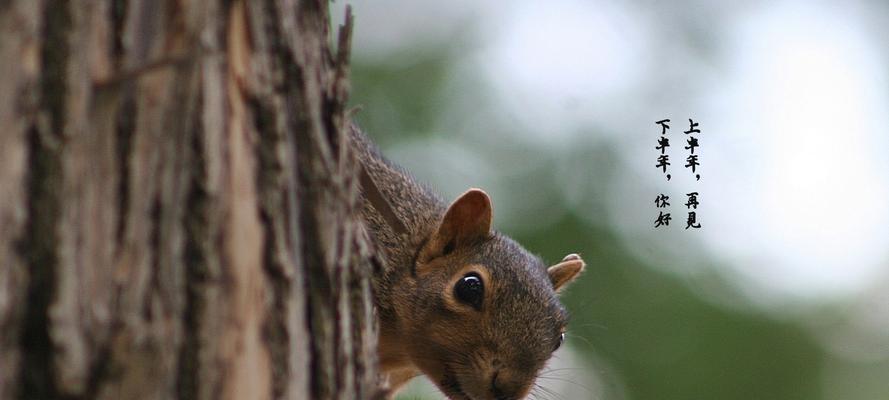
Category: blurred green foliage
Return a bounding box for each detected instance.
[350,47,457,146]
[520,217,823,400]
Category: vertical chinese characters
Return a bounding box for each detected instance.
[685,192,701,229]
[654,118,702,229]
[684,119,701,181]
[655,193,671,228]
[655,119,671,181]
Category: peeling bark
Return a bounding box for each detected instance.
[0,0,376,399]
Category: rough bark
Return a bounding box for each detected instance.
[0,0,376,399]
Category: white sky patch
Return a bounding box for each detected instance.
[478,0,649,142]
[700,2,889,302]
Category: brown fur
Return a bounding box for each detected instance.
[350,125,585,400]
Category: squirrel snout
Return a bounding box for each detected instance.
[489,369,529,400]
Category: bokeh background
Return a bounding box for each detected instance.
[332,1,889,399]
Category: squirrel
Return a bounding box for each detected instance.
[349,124,586,400]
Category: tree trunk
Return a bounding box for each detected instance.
[0,1,376,399]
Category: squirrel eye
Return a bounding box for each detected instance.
[454,273,484,310]
[554,332,565,351]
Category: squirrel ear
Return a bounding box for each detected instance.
[419,188,493,262]
[548,254,585,292]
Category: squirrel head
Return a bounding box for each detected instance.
[399,188,585,400]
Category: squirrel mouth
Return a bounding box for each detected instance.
[440,368,472,400]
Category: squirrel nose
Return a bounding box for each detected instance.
[490,370,523,400]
